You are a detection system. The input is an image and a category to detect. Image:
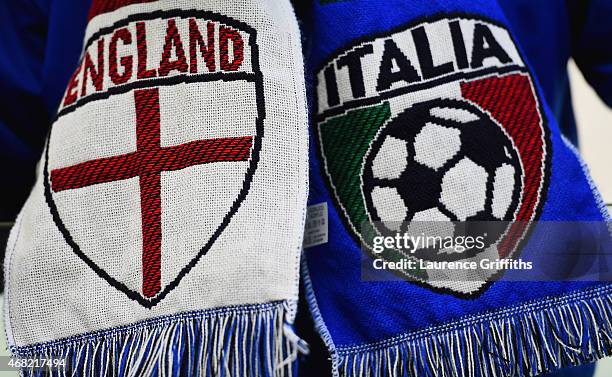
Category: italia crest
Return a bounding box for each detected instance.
[315,15,550,296]
[44,10,264,306]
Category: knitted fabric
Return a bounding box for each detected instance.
[5,1,309,375]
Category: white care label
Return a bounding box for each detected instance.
[303,202,328,248]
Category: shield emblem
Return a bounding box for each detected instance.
[315,16,550,296]
[44,10,264,306]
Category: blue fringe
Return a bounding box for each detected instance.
[333,285,612,377]
[12,301,301,377]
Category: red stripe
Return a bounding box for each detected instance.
[49,136,252,193]
[157,137,253,171]
[51,153,138,192]
[88,0,158,21]
[139,171,162,298]
[461,74,544,257]
[134,88,162,298]
[134,88,161,153]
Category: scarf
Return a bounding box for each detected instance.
[4,1,308,375]
[302,1,612,376]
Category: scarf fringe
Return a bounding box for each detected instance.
[337,291,612,377]
[12,301,303,377]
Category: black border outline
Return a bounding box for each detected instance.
[312,12,552,299]
[316,65,526,122]
[43,9,266,308]
[57,72,257,120]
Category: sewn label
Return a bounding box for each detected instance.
[303,203,328,248]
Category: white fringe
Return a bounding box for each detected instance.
[336,287,612,377]
[12,301,303,377]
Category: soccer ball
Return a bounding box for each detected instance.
[361,99,523,259]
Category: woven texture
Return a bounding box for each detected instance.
[303,1,612,376]
[5,2,308,365]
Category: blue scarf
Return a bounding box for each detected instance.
[302,1,612,375]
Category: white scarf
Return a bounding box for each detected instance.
[5,1,309,375]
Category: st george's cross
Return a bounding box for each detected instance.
[44,12,264,305]
[50,88,253,298]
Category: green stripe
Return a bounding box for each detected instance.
[320,102,391,230]
[319,102,427,280]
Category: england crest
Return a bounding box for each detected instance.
[315,15,550,296]
[44,10,264,306]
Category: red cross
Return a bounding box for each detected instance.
[51,88,253,298]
